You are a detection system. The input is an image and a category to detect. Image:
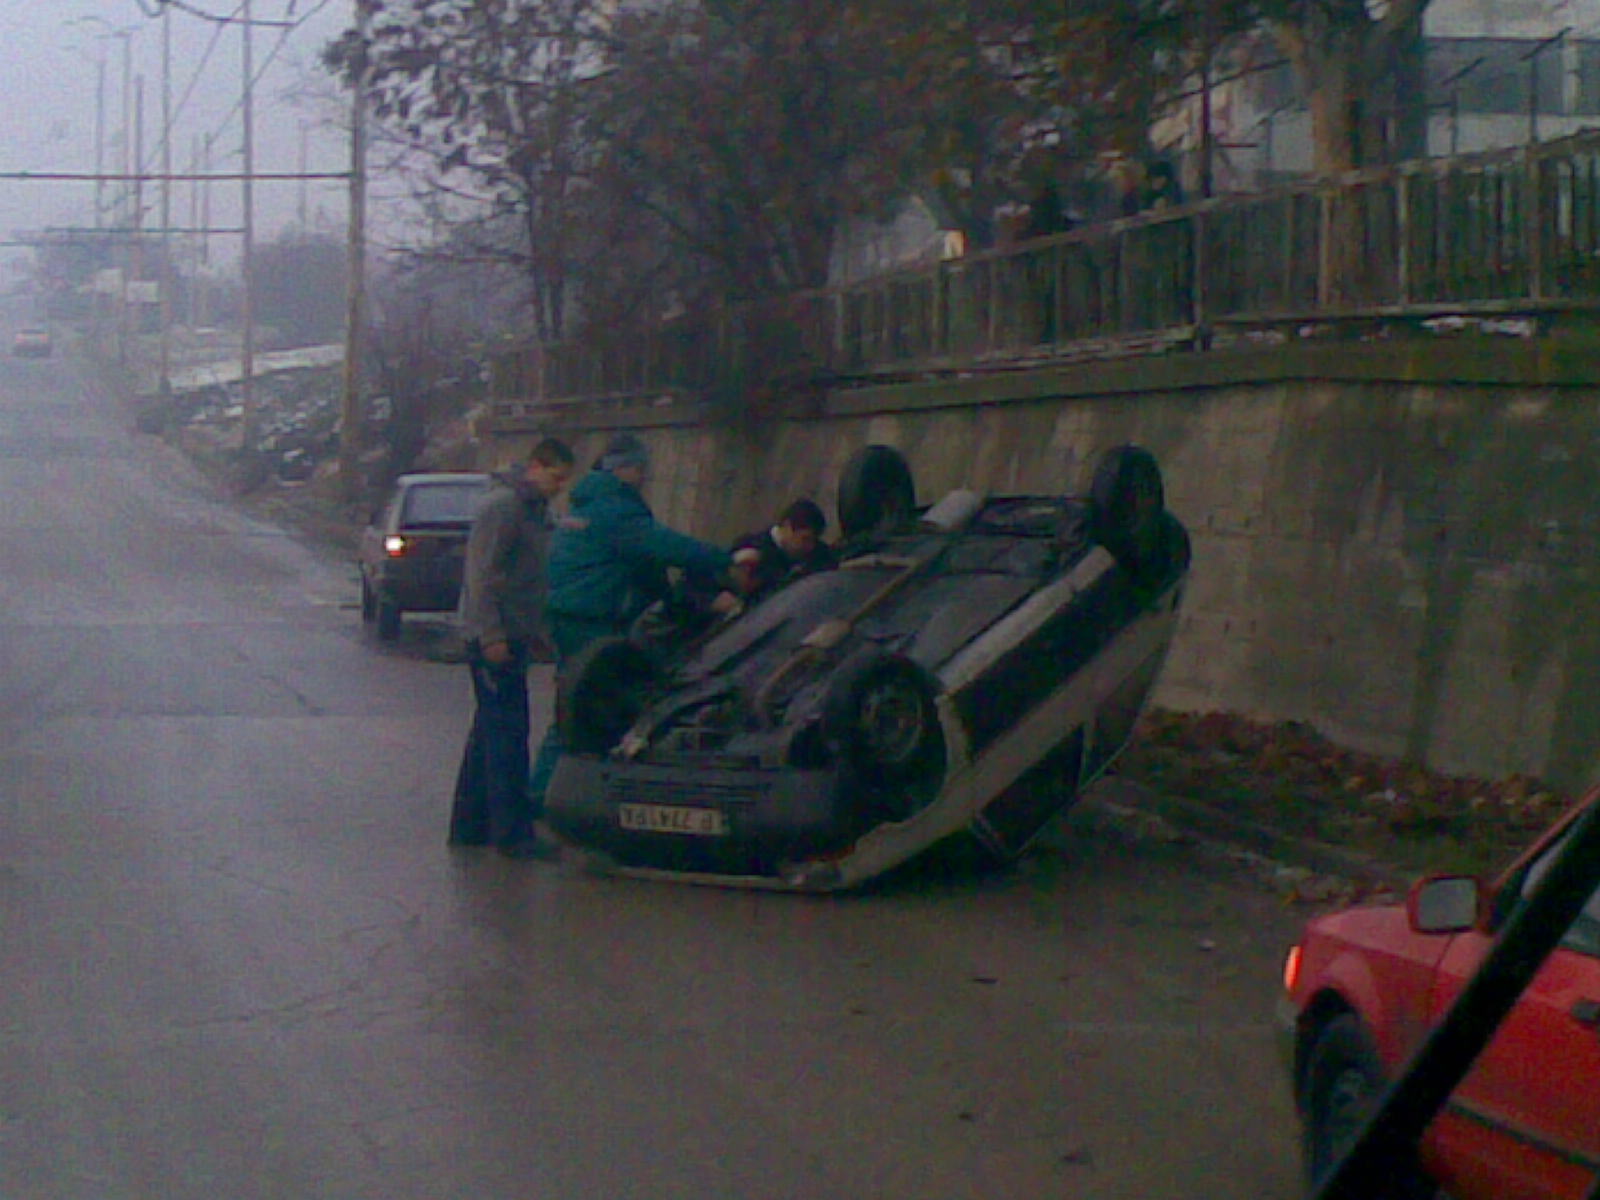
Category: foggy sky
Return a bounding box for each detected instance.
[0,0,353,272]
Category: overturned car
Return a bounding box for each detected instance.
[543,444,1190,892]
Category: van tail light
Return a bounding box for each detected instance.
[1283,944,1303,994]
[384,535,407,557]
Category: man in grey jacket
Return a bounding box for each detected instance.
[449,436,575,859]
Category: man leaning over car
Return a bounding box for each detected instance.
[449,436,575,860]
[529,433,734,811]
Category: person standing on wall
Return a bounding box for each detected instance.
[529,433,733,806]
[449,436,576,860]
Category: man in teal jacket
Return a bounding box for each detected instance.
[531,433,732,804]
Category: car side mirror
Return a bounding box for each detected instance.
[1409,874,1482,934]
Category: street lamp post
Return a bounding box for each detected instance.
[69,18,140,359]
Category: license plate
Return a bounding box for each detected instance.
[617,802,728,837]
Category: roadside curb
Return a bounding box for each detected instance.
[1085,776,1415,893]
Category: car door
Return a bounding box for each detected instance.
[1421,843,1600,1200]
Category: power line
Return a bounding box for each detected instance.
[140,2,235,177]
[148,0,295,28]
[181,0,340,156]
[0,171,347,182]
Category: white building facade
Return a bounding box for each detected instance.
[1166,0,1600,192]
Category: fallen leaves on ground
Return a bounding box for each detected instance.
[1116,710,1573,876]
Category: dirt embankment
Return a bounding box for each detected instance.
[1114,710,1572,880]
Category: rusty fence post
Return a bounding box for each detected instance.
[1397,168,1412,307]
[830,287,845,373]
[1526,143,1547,302]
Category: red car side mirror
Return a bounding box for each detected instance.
[1408,874,1482,934]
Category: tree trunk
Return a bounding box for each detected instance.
[1274,0,1432,175]
[1304,49,1363,175]
[1274,1,1432,307]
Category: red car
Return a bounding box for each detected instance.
[1281,794,1600,1199]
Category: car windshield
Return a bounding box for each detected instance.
[400,481,486,527]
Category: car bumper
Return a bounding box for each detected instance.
[544,756,862,889]
[370,570,463,613]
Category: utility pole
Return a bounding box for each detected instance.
[298,123,309,233]
[119,32,133,226]
[61,18,121,228]
[201,133,214,329]
[119,29,134,361]
[1199,0,1216,199]
[189,134,201,329]
[241,0,257,453]
[339,0,373,498]
[134,78,145,346]
[159,1,173,404]
[94,58,106,229]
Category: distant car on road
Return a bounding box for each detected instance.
[358,471,491,640]
[12,327,52,359]
[544,443,1190,891]
[1281,792,1600,1199]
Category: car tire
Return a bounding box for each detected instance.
[837,445,916,541]
[1090,444,1166,571]
[558,636,661,755]
[375,596,403,641]
[1301,1014,1436,1198]
[822,652,945,818]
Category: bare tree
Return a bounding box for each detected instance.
[589,0,934,299]
[324,0,619,344]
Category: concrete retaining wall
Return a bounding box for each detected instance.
[484,339,1600,791]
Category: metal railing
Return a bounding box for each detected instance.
[493,129,1600,415]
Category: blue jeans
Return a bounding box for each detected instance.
[528,615,622,806]
[450,640,534,846]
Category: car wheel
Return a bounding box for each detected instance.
[359,576,376,624]
[558,636,661,755]
[1302,1014,1436,1198]
[837,445,916,541]
[1090,444,1168,577]
[822,653,945,817]
[375,596,403,641]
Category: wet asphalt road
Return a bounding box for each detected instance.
[0,348,1306,1199]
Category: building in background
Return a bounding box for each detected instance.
[1159,0,1600,193]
